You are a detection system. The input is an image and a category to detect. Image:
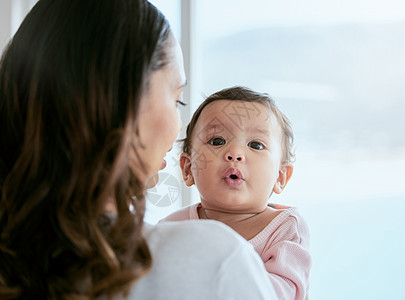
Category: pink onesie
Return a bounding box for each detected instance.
[160,203,311,300]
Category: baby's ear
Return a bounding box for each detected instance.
[180,153,195,186]
[273,163,293,194]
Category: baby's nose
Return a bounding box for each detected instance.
[225,152,244,162]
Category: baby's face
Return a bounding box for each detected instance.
[188,100,286,213]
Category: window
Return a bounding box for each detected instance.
[192,1,405,299]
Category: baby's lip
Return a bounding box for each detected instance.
[224,168,244,180]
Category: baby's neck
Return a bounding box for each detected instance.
[197,204,276,240]
[198,206,263,222]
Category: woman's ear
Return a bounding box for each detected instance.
[180,153,195,186]
[273,163,293,194]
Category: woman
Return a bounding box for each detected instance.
[0,0,276,299]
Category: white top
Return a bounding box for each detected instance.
[161,203,311,300]
[110,220,277,300]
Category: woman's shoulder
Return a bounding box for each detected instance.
[118,220,276,300]
[144,219,247,253]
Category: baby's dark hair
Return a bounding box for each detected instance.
[181,86,295,163]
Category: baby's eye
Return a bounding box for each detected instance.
[248,141,264,150]
[208,137,226,146]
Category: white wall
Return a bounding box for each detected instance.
[0,0,38,53]
[0,0,12,52]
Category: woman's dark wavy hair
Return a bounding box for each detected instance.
[0,0,171,299]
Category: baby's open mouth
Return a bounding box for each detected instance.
[224,168,243,180]
[223,168,244,187]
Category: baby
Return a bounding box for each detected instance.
[161,86,311,300]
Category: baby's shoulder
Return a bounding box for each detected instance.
[158,203,199,222]
[269,205,308,234]
[268,203,306,225]
[252,204,309,246]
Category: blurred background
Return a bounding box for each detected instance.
[1,0,404,299]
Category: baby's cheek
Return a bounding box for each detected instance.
[190,157,209,178]
[257,167,276,188]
